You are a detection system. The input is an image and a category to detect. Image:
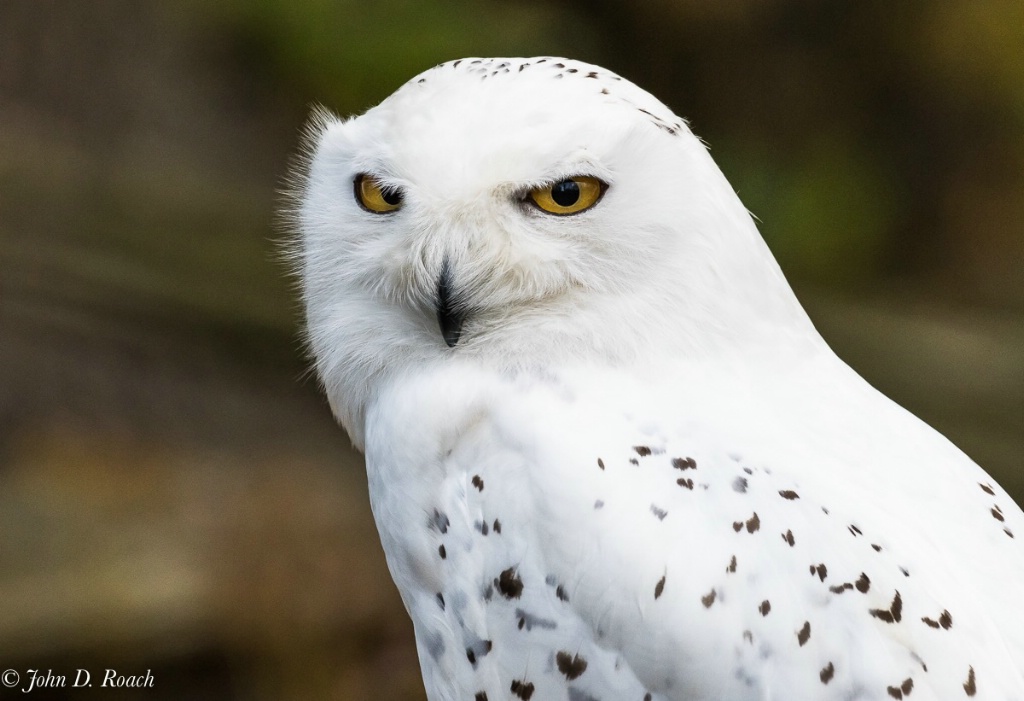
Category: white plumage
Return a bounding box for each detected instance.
[291,57,1024,700]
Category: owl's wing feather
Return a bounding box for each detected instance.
[365,359,1024,701]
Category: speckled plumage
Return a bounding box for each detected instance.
[290,57,1024,700]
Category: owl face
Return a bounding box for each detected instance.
[292,58,811,444]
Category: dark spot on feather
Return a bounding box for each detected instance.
[556,651,588,680]
[1005,527,1014,538]
[856,573,871,593]
[870,590,903,623]
[566,68,578,73]
[436,593,445,610]
[587,71,598,78]
[779,490,800,500]
[746,512,760,533]
[672,457,697,470]
[743,466,753,474]
[655,574,666,599]
[732,476,748,493]
[759,600,771,616]
[701,589,716,607]
[820,662,835,684]
[650,504,668,521]
[872,544,883,552]
[431,509,450,534]
[438,544,446,559]
[849,524,863,536]
[493,519,502,533]
[900,566,910,577]
[830,582,853,594]
[601,88,609,94]
[497,568,524,599]
[634,446,652,456]
[822,506,830,515]
[797,621,811,646]
[783,529,795,546]
[644,695,652,701]
[472,475,484,491]
[887,685,903,699]
[743,630,753,644]
[629,458,639,466]
[812,563,827,581]
[979,483,995,495]
[594,499,605,509]
[467,648,476,665]
[552,62,565,68]
[417,78,426,83]
[727,555,737,573]
[991,507,1004,522]
[597,458,605,470]
[677,478,694,489]
[922,609,953,629]
[511,679,535,700]
[453,59,463,67]
[556,584,569,602]
[475,693,488,701]
[733,521,743,532]
[519,64,526,72]
[963,666,976,696]
[902,678,914,695]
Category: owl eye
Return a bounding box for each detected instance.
[528,176,605,215]
[355,174,403,213]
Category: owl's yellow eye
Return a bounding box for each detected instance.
[528,176,605,215]
[355,174,403,213]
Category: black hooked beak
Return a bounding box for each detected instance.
[436,259,466,348]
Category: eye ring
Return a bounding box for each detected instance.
[354,174,403,213]
[527,176,605,216]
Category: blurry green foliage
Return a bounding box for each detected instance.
[191,0,599,112]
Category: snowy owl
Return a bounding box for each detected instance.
[290,57,1024,700]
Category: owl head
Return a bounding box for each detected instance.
[288,57,815,446]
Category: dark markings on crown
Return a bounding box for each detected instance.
[820,662,835,684]
[797,621,811,646]
[556,651,588,680]
[472,475,484,491]
[779,490,800,500]
[701,588,716,608]
[496,568,524,599]
[963,666,976,696]
[672,457,697,470]
[922,609,953,629]
[870,591,903,623]
[783,529,795,546]
[650,504,668,521]
[655,574,666,599]
[511,679,535,700]
[759,600,772,616]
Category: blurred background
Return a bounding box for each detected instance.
[0,1,1021,698]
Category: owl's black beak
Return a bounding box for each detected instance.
[436,259,465,348]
